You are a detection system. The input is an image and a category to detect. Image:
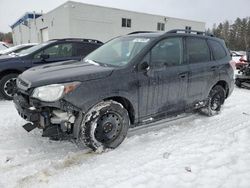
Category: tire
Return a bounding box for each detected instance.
[0,73,18,100]
[235,78,242,88]
[200,85,226,116]
[78,100,130,152]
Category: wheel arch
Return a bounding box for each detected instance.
[104,96,135,125]
[0,69,22,80]
[212,80,229,98]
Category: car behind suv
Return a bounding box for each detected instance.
[0,43,38,56]
[0,38,103,100]
[14,29,234,152]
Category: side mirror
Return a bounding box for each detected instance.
[40,54,50,60]
[138,61,150,72]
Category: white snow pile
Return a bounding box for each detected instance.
[0,88,250,188]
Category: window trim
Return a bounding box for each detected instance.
[185,26,192,31]
[185,36,212,64]
[122,18,132,28]
[207,39,227,61]
[149,36,185,67]
[157,22,165,31]
[32,41,74,59]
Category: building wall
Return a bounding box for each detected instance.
[67,1,205,42]
[12,4,71,45]
[12,1,205,44]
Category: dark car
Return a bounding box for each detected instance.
[14,29,234,152]
[0,38,103,100]
[0,43,38,56]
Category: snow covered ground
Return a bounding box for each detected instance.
[0,88,250,188]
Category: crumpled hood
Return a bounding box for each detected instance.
[19,60,114,88]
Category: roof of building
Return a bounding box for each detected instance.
[10,12,42,29]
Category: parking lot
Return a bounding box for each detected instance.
[0,87,250,188]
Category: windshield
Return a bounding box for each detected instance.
[17,41,52,56]
[84,36,151,66]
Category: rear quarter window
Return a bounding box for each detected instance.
[208,40,227,60]
[186,37,211,63]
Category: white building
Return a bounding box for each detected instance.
[11,1,206,45]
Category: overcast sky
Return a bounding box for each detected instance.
[0,0,249,33]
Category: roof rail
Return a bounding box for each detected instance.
[49,38,103,44]
[167,29,214,37]
[128,31,157,35]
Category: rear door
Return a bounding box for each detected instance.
[138,37,189,119]
[186,37,218,105]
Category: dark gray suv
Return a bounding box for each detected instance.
[14,29,234,152]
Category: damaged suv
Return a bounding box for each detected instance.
[14,30,234,151]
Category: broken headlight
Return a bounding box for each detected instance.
[32,82,81,102]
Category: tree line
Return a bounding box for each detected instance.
[210,17,250,51]
[0,32,13,43]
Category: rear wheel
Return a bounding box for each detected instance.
[78,100,130,152]
[200,85,226,116]
[0,73,18,100]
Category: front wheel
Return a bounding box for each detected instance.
[0,73,18,100]
[78,100,130,152]
[200,85,226,116]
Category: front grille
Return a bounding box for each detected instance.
[17,77,31,91]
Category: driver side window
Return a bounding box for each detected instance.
[33,43,73,59]
[151,37,183,67]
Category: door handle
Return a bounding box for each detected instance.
[178,72,188,78]
[211,66,219,71]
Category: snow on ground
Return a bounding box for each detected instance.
[0,88,250,188]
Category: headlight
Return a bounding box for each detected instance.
[32,82,81,102]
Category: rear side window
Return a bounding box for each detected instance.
[186,37,210,63]
[208,40,227,60]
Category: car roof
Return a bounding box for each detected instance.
[49,38,103,44]
[127,29,220,41]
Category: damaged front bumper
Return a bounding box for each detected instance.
[13,92,83,139]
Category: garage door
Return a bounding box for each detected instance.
[41,28,49,42]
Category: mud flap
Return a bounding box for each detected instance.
[23,123,37,132]
[42,125,62,138]
[73,112,83,139]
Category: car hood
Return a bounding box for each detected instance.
[19,60,114,88]
[0,54,21,62]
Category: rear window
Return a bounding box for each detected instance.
[208,40,227,60]
[186,37,210,63]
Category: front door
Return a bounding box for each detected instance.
[138,37,189,120]
[31,42,78,65]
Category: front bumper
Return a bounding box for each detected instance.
[13,92,83,139]
[13,94,40,123]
